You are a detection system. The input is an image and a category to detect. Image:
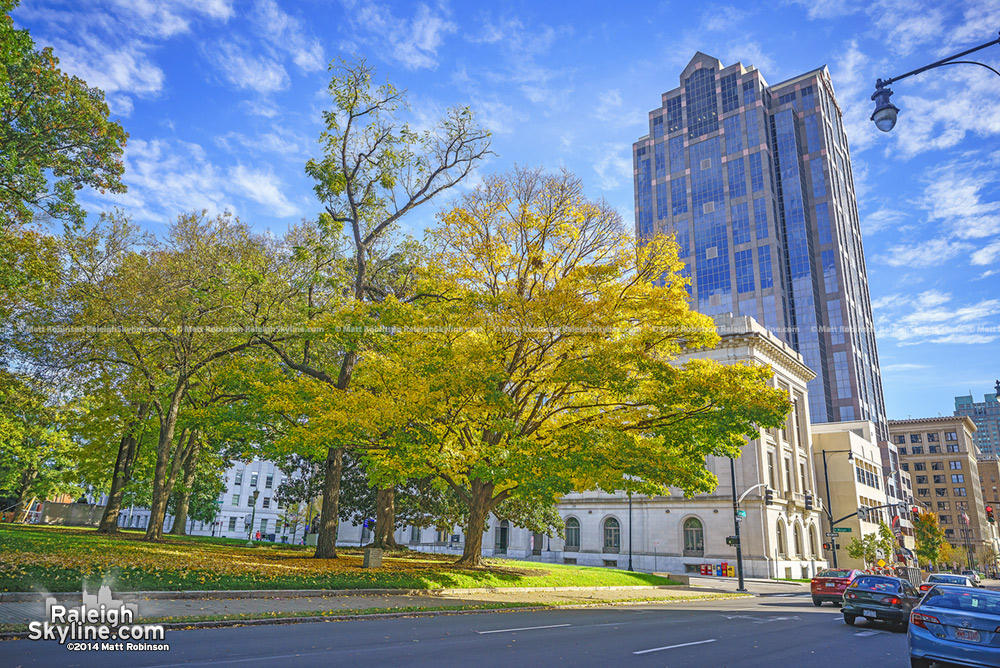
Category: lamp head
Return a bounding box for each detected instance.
[847,451,855,462]
[871,81,899,132]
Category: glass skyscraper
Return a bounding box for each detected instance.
[633,52,887,438]
[954,383,1000,456]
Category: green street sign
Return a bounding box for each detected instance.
[737,510,747,518]
[833,527,851,533]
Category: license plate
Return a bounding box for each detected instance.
[956,628,981,643]
[863,609,877,619]
[826,583,836,587]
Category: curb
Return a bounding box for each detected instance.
[0,592,750,641]
[0,584,681,603]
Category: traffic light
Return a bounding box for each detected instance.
[823,542,831,550]
[857,507,868,522]
[987,505,995,523]
[912,506,921,519]
[765,487,774,505]
[804,493,814,511]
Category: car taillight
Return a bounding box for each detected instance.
[845,591,857,599]
[911,612,940,629]
[880,596,900,605]
[920,585,930,591]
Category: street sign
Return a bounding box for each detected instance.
[833,527,851,533]
[735,516,743,523]
[736,510,747,518]
[825,532,839,538]
[877,559,886,568]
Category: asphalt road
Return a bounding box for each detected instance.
[4,595,912,668]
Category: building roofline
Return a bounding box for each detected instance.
[887,415,978,432]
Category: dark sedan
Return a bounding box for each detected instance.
[842,574,922,630]
[909,585,1000,668]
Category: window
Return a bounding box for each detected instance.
[276,520,283,533]
[946,431,958,441]
[899,447,907,455]
[950,461,962,470]
[901,463,909,471]
[776,523,786,556]
[228,517,237,531]
[234,470,244,485]
[262,497,271,509]
[914,463,926,471]
[952,474,965,483]
[911,434,922,443]
[937,501,950,510]
[250,471,259,487]
[947,444,959,453]
[911,446,923,454]
[247,496,255,507]
[603,518,621,553]
[809,526,817,557]
[259,519,268,533]
[682,517,705,556]
[565,518,580,552]
[785,458,793,492]
[931,462,943,471]
[266,473,274,489]
[231,494,239,505]
[793,525,803,557]
[894,435,905,444]
[936,488,947,497]
[918,489,929,497]
[927,433,939,442]
[933,475,945,484]
[945,528,955,538]
[916,476,927,484]
[955,488,967,497]
[929,445,940,453]
[767,452,776,487]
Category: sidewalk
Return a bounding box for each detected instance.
[0,585,748,628]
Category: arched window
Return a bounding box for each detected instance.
[793,524,803,557]
[603,517,620,553]
[565,517,580,552]
[776,523,786,557]
[809,525,818,557]
[683,518,704,556]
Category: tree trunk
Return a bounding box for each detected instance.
[98,403,150,534]
[167,434,202,536]
[456,480,496,567]
[13,468,38,523]
[145,383,187,541]
[371,487,402,550]
[314,446,344,559]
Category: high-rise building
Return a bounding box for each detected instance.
[954,382,1000,456]
[632,53,886,438]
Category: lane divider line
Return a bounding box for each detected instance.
[633,638,717,655]
[475,623,572,635]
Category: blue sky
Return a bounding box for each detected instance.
[11,0,1000,422]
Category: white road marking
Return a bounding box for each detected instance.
[854,630,885,637]
[475,623,571,635]
[633,638,717,655]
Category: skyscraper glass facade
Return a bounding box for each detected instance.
[633,53,887,438]
[954,388,1000,457]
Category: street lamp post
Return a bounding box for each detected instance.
[729,457,747,593]
[627,491,633,572]
[246,489,260,547]
[821,448,854,568]
[871,30,1000,132]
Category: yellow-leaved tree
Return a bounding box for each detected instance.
[365,168,793,566]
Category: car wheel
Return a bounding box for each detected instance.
[813,597,822,607]
[909,658,930,668]
[843,614,856,626]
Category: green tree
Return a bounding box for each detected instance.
[0,0,127,228]
[913,511,947,568]
[256,57,491,558]
[368,167,792,567]
[846,533,879,569]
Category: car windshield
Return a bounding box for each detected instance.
[851,577,899,592]
[817,569,852,578]
[929,575,968,584]
[924,589,1000,615]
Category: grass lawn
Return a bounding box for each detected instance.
[0,525,679,593]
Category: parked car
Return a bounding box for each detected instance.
[811,568,864,606]
[920,573,978,592]
[961,569,983,586]
[842,575,922,630]
[909,585,1000,668]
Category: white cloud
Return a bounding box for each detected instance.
[722,41,776,77]
[594,89,623,122]
[787,0,863,19]
[217,129,307,158]
[703,6,749,32]
[860,207,905,236]
[867,0,948,58]
[229,165,300,218]
[344,0,456,70]
[254,0,325,72]
[880,363,930,372]
[879,237,974,267]
[215,42,289,93]
[49,36,164,115]
[874,289,1000,345]
[971,240,1000,265]
[920,163,1000,239]
[109,0,233,38]
[593,143,632,190]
